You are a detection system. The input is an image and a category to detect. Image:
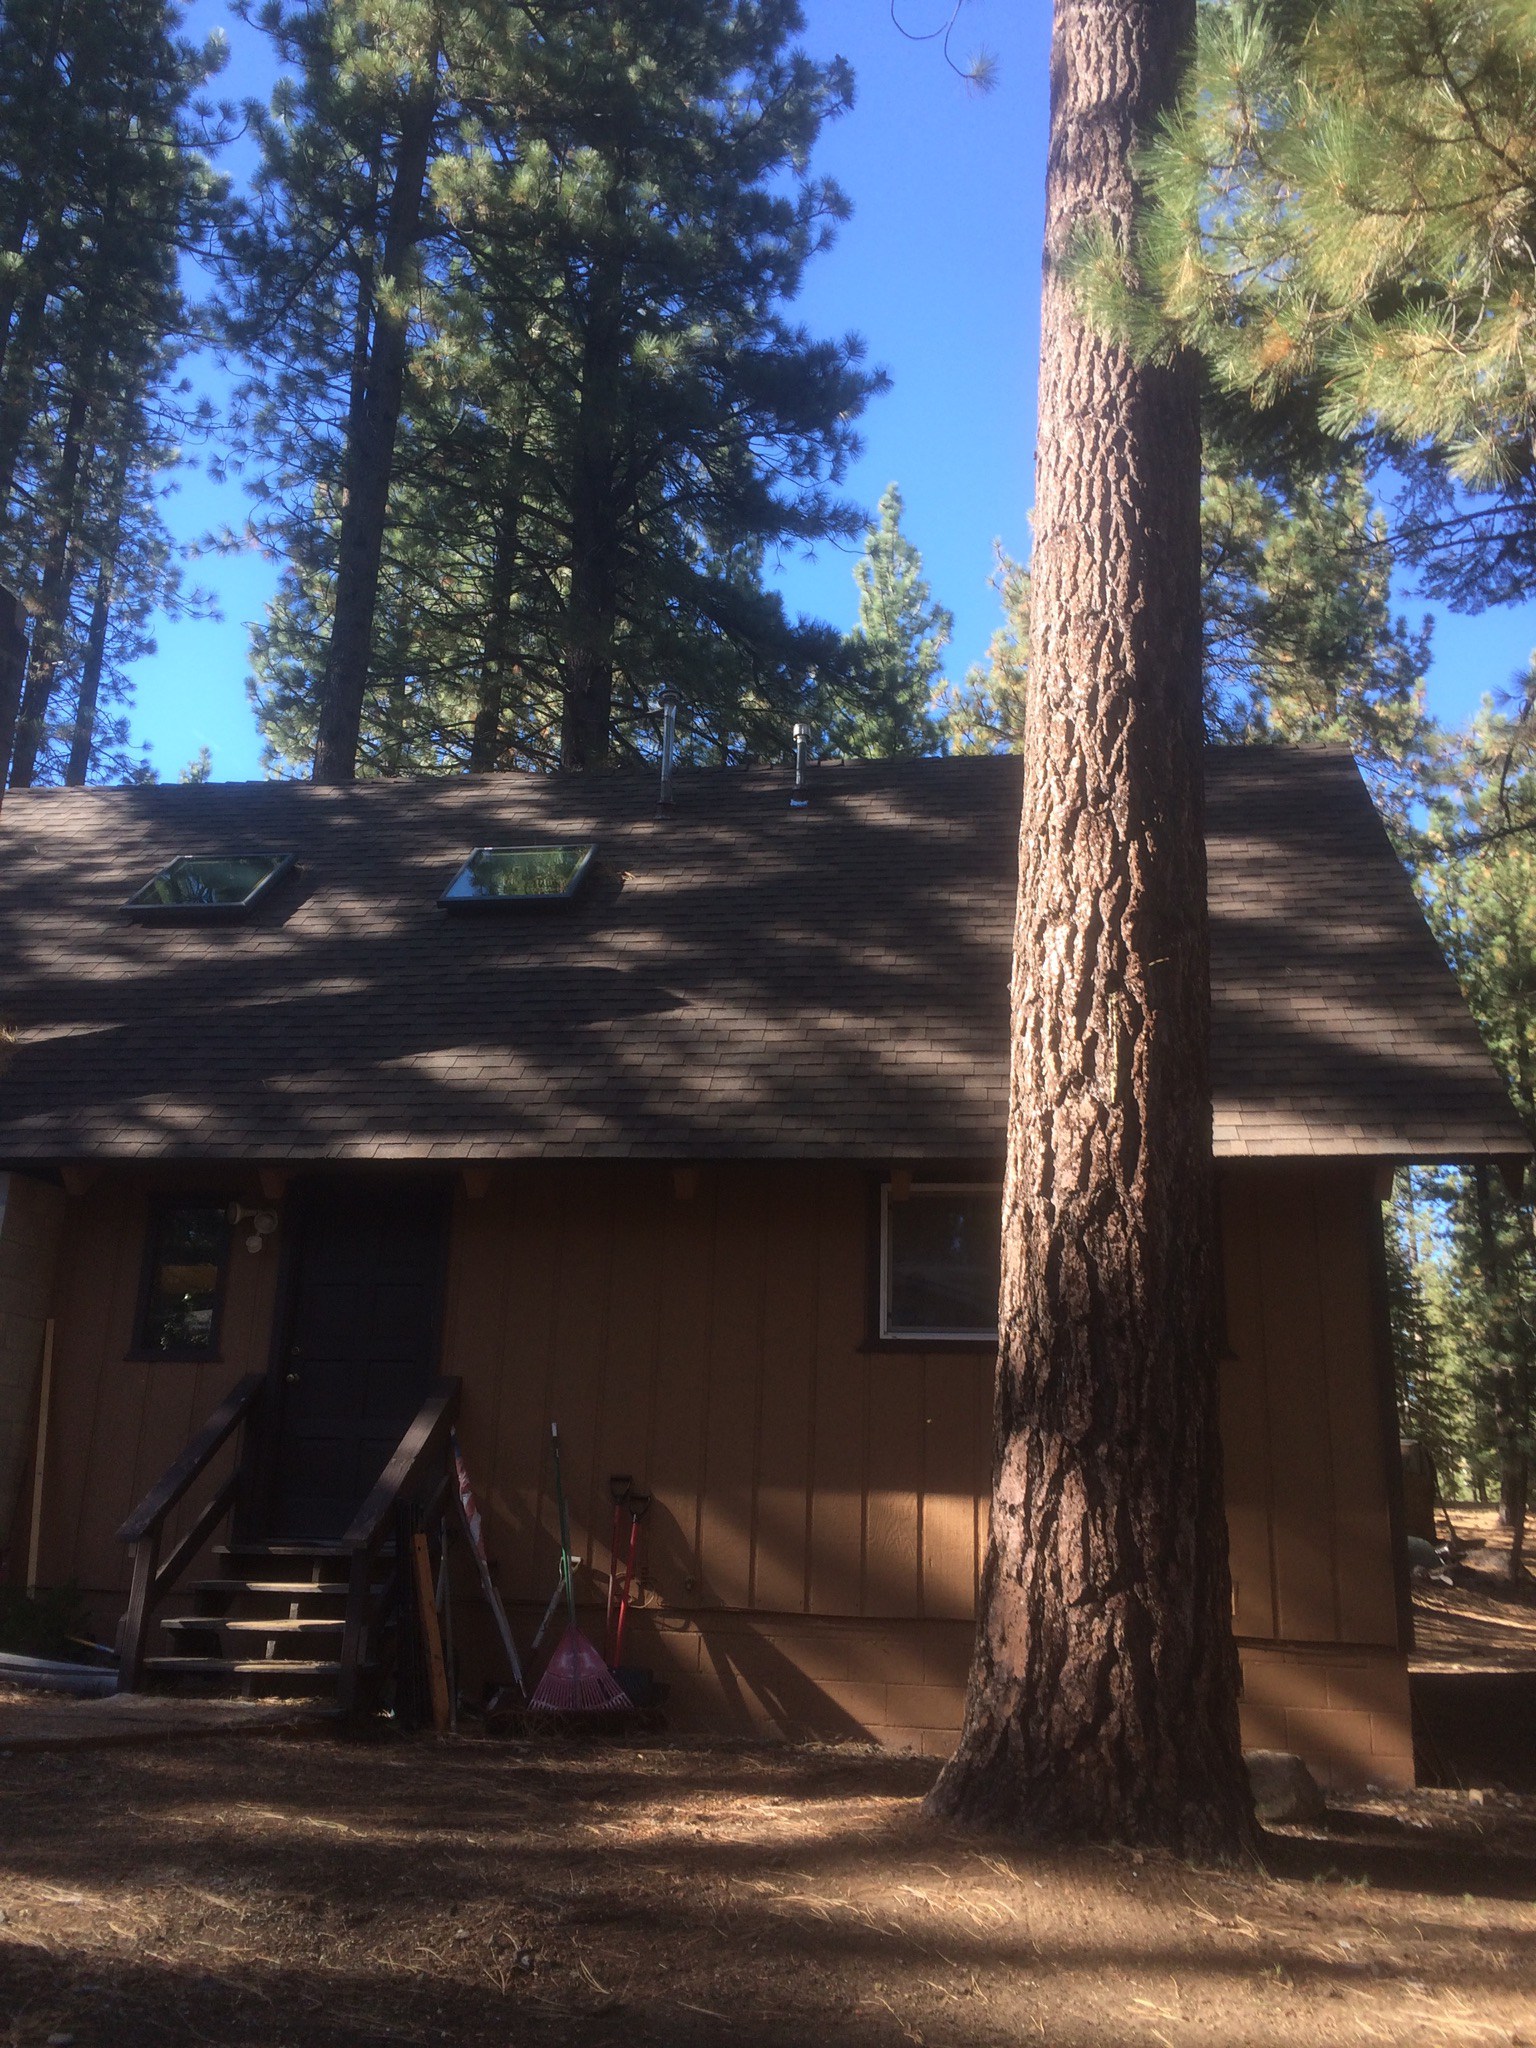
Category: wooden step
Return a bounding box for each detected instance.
[190,1578,358,1598]
[217,1540,353,1557]
[163,1615,344,1637]
[142,1656,350,1679]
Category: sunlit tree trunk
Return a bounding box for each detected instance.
[926,0,1253,1858]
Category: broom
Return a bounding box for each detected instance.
[528,1423,632,1715]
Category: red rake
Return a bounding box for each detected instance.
[529,1423,631,1716]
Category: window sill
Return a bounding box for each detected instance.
[858,1336,997,1356]
[123,1352,225,1366]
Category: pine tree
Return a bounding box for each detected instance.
[830,483,951,756]
[239,0,881,781]
[1408,703,1536,1569]
[933,441,1437,832]
[225,0,463,785]
[1201,447,1440,835]
[1386,1170,1469,1490]
[1082,0,1536,606]
[0,1,225,788]
[931,545,1029,755]
[925,0,1254,1857]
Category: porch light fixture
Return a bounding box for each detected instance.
[122,853,294,921]
[439,843,595,909]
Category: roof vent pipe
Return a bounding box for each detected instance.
[791,721,811,809]
[656,686,680,812]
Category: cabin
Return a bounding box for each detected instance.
[0,748,1526,1789]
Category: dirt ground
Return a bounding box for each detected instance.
[1415,1506,1536,1668]
[2,1733,1535,2048]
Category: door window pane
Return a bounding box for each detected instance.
[882,1184,1000,1340]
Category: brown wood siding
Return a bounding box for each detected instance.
[26,1173,280,1605]
[443,1165,996,1625]
[24,1160,1397,1664]
[1219,1168,1400,1651]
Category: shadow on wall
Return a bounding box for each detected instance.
[456,1487,876,1742]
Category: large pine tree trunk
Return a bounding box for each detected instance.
[926,0,1253,1857]
[312,68,437,785]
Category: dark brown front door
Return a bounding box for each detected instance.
[264,1180,449,1539]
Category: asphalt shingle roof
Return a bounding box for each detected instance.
[0,748,1525,1165]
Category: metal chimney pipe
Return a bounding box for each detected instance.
[657,686,680,811]
[791,721,810,809]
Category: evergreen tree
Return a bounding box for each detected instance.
[830,482,951,756]
[1082,0,1536,607]
[1404,701,1536,1568]
[926,0,1254,1858]
[225,0,465,784]
[237,0,881,780]
[0,1,225,788]
[934,442,1437,833]
[1201,447,1440,834]
[931,544,1029,755]
[1385,1169,1470,1492]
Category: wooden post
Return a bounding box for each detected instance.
[0,586,26,798]
[24,1318,54,1594]
[337,1542,374,1717]
[118,1530,160,1692]
[411,1530,451,1733]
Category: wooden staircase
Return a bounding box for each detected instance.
[145,1542,386,1696]
[116,1378,462,1714]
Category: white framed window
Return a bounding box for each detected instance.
[879,1181,1001,1342]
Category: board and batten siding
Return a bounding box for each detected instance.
[14,1157,1410,1786]
[11,1172,280,1605]
[1219,1166,1403,1654]
[441,1164,995,1629]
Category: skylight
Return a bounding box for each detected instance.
[123,853,294,918]
[440,844,595,908]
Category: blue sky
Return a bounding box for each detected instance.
[132,0,1536,782]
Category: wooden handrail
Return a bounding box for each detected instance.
[337,1377,461,1715]
[116,1373,264,1690]
[341,1378,461,1552]
[117,1374,264,1543]
[116,1373,461,1711]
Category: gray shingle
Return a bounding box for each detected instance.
[0,748,1525,1164]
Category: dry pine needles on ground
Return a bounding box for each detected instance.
[0,1734,1534,2048]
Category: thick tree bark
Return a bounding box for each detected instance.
[312,66,438,785]
[926,0,1253,1857]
